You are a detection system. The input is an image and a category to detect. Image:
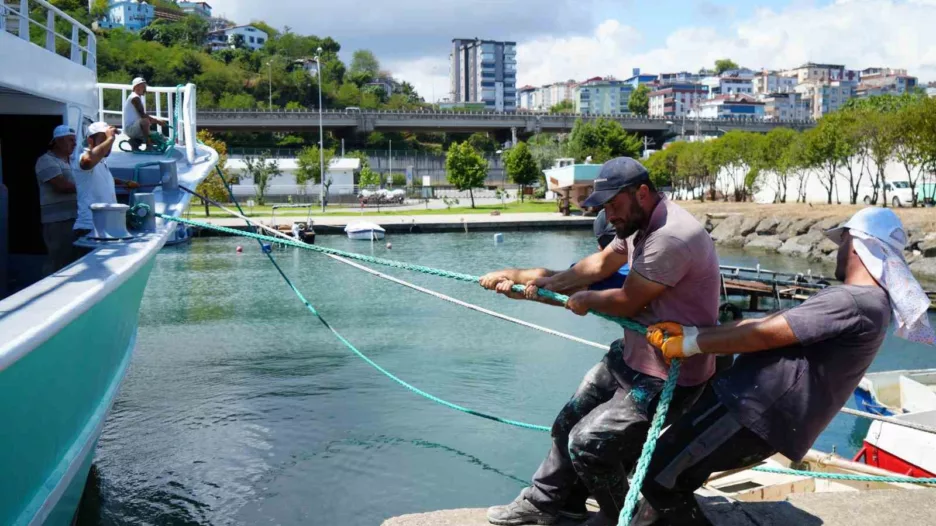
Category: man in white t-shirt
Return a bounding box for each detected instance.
[123,77,168,151]
[74,122,140,236]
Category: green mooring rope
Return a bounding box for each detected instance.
[156,213,649,334]
[157,177,936,524]
[195,170,556,432]
[751,466,936,485]
[155,204,678,524]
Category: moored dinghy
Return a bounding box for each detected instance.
[345,221,386,240]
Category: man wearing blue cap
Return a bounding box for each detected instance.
[639,207,934,525]
[487,157,721,526]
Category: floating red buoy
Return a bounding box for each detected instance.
[236,246,243,253]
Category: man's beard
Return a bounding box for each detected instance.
[612,201,646,239]
[614,220,640,239]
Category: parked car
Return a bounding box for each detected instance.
[860,180,914,207]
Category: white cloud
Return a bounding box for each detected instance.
[514,0,936,87]
[383,56,451,103]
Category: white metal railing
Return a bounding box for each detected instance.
[1,0,96,71]
[97,83,198,164]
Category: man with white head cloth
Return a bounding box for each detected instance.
[638,207,934,526]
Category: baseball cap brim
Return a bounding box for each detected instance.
[582,188,622,208]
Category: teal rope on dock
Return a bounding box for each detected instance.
[156,213,649,334]
[751,466,936,485]
[204,169,552,433]
[618,359,681,525]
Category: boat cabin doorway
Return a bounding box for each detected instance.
[0,114,64,298]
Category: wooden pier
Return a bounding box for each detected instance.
[718,267,936,312]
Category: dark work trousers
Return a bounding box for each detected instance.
[526,340,705,520]
[641,389,777,525]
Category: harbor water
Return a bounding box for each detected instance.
[77,231,936,525]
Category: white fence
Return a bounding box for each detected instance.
[1,0,96,71]
[97,82,199,164]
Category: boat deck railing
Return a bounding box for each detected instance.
[1,0,96,71]
[97,82,199,165]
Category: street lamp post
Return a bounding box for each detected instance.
[267,60,273,110]
[314,47,325,212]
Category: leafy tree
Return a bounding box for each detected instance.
[296,145,336,194]
[567,119,641,163]
[760,127,799,203]
[503,142,540,201]
[391,173,407,186]
[349,50,380,80]
[445,141,488,208]
[467,132,499,152]
[217,92,256,109]
[550,99,575,114]
[714,59,740,75]
[802,121,847,204]
[232,33,246,50]
[336,82,362,107]
[527,133,564,173]
[358,166,381,187]
[90,0,109,18]
[242,151,281,205]
[644,147,675,191]
[863,111,898,207]
[181,15,209,47]
[193,131,233,212]
[248,20,280,40]
[628,84,650,116]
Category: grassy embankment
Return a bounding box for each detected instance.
[185,200,564,217]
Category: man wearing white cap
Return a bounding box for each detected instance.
[123,77,167,151]
[74,122,139,237]
[34,125,78,272]
[638,207,935,525]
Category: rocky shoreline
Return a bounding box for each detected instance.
[700,212,936,281]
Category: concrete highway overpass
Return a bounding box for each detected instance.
[175,109,817,136]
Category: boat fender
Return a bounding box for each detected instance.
[494,233,504,243]
[262,243,272,254]
[386,242,392,249]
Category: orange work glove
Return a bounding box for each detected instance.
[646,322,701,362]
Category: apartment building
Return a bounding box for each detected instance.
[691,94,765,119]
[648,85,708,117]
[761,92,811,121]
[795,81,852,118]
[449,38,518,112]
[574,77,633,115]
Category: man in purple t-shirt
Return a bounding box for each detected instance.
[487,157,721,526]
[639,207,935,525]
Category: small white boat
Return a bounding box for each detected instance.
[345,221,386,240]
[852,369,936,477]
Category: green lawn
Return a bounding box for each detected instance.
[185,200,567,217]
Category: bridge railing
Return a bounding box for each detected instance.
[196,108,816,126]
[1,0,96,71]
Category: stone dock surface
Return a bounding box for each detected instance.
[381,489,936,526]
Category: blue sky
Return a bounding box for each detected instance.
[214,0,936,100]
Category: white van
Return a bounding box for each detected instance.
[860,180,915,207]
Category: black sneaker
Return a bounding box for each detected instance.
[487,490,559,525]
